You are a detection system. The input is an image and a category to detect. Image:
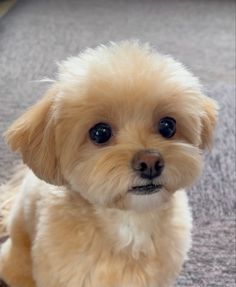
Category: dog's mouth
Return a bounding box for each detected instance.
[129,183,163,195]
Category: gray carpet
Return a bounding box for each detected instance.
[0,0,235,286]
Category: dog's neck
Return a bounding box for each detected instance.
[94,200,174,260]
[68,187,175,259]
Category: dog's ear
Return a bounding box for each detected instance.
[5,86,64,185]
[200,96,218,150]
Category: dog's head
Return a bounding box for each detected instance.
[5,42,218,211]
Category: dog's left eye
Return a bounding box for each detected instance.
[89,123,112,144]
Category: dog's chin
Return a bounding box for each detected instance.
[124,185,171,212]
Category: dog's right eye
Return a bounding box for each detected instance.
[158,117,176,138]
[89,123,112,144]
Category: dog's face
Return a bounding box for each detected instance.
[6,42,218,211]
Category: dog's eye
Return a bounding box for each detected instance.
[158,117,176,138]
[89,123,112,144]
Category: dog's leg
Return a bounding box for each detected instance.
[0,198,36,287]
[0,239,35,287]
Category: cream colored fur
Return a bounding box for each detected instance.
[0,41,218,287]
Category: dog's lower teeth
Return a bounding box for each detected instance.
[131,184,162,194]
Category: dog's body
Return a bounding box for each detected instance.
[1,170,191,287]
[0,41,217,287]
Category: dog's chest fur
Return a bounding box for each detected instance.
[30,182,191,287]
[96,207,158,260]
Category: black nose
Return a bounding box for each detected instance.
[132,150,164,180]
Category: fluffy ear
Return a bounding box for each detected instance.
[5,87,64,185]
[200,96,218,150]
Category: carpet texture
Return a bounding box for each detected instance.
[0,0,235,286]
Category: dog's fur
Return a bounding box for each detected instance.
[0,41,218,287]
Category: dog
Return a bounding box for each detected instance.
[0,41,218,287]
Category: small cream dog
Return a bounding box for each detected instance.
[0,41,217,287]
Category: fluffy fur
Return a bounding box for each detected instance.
[0,41,218,287]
